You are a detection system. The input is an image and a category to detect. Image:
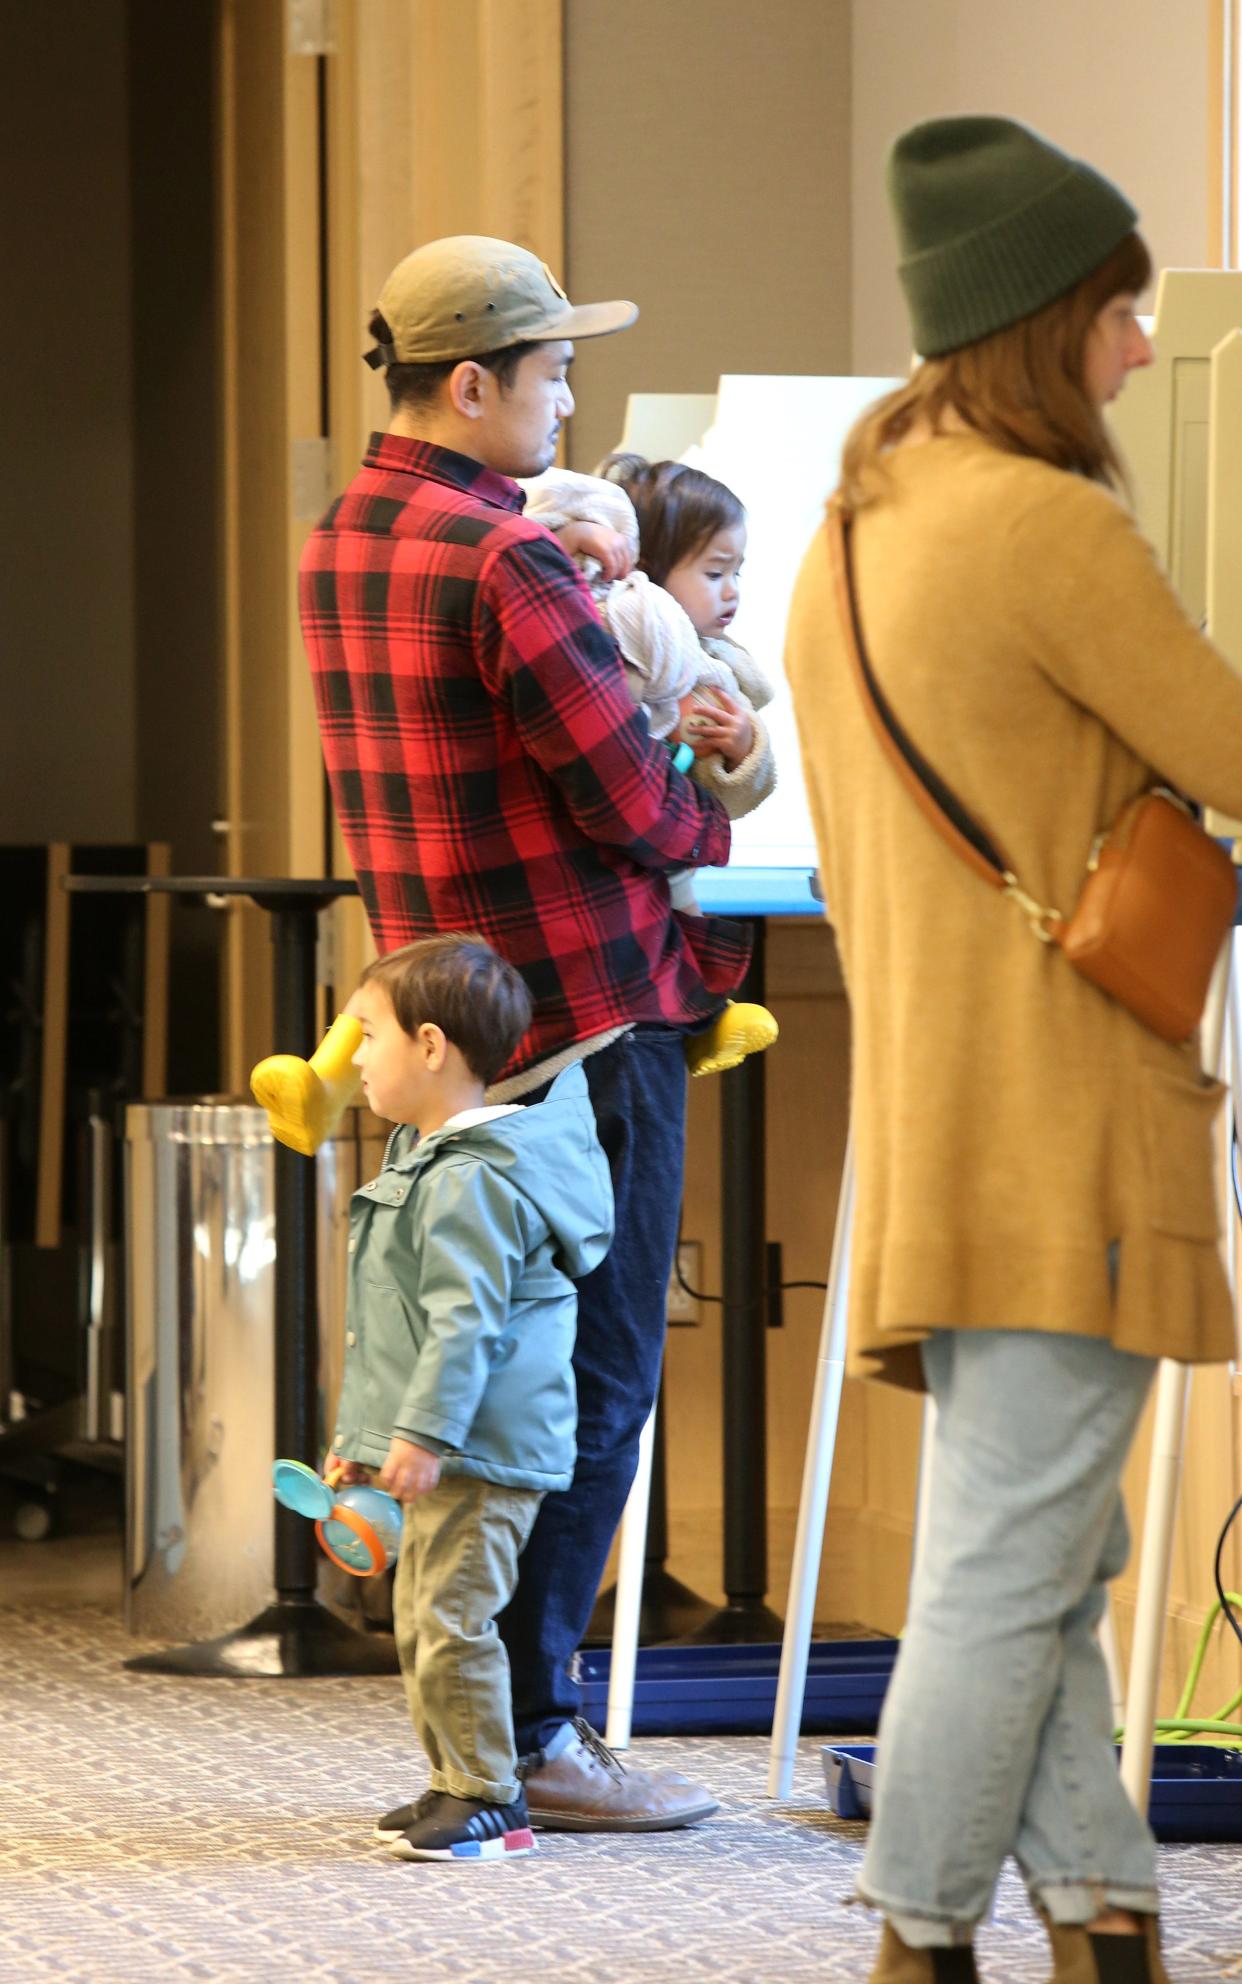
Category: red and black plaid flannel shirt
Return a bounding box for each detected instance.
[300,434,750,1077]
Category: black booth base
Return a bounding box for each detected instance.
[123,1598,401,1678]
[582,1567,719,1647]
[682,1598,787,1645]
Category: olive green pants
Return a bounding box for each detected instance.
[393,1472,543,1804]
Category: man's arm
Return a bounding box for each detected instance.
[476,532,732,874]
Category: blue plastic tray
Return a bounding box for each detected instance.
[575,1638,897,1738]
[822,1742,1242,1843]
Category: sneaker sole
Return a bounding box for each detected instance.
[388,1828,537,1862]
[528,1799,719,1833]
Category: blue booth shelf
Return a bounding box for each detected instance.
[575,1639,898,1738]
[822,1742,1242,1843]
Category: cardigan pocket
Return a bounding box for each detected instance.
[1139,1065,1226,1241]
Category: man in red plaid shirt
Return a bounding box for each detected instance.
[300,237,749,1837]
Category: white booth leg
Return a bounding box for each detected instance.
[1118,939,1231,1811]
[604,1401,657,1750]
[1119,1360,1191,1812]
[910,1395,938,1587]
[767,1138,855,1798]
[1098,1596,1126,1732]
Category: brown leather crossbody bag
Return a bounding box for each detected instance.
[829,505,1237,1044]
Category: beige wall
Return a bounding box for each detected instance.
[851,0,1216,371]
[563,0,853,472]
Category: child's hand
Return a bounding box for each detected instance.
[377,1436,442,1502]
[559,520,635,580]
[678,689,754,770]
[326,1458,371,1488]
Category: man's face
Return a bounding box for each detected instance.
[477,341,575,477]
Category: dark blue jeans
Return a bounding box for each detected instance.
[497,1023,688,1753]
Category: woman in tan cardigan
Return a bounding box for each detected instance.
[786,117,1242,1984]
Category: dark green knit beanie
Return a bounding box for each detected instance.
[886,116,1139,357]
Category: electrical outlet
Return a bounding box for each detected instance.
[666,1240,702,1325]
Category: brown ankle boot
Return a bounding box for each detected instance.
[1044,1918,1171,1983]
[869,1923,979,1982]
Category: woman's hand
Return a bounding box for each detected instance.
[377,1435,442,1503]
[559,520,635,580]
[678,689,754,769]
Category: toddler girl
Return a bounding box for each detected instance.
[524,453,778,1076]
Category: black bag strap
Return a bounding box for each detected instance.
[829,503,1063,938]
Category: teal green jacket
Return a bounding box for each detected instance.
[332,1062,613,1491]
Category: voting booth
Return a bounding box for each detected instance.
[600,373,900,1742]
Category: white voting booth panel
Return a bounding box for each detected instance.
[623,376,902,911]
[603,375,899,1747]
[1107,272,1242,1810]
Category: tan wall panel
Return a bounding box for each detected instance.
[218,0,324,1085]
[563,0,853,473]
[323,0,564,999]
[851,0,1216,371]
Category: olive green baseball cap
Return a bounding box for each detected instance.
[365,234,638,368]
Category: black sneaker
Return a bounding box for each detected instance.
[388,1789,536,1863]
[374,1789,437,1843]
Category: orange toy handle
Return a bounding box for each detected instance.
[315,1504,387,1578]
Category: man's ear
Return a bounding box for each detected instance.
[447,360,488,422]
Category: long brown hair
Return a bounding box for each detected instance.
[838,232,1152,508]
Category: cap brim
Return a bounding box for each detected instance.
[532,298,638,342]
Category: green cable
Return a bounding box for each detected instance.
[1115,1591,1242,1750]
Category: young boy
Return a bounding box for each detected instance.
[329,933,614,1863]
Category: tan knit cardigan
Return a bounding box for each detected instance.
[786,433,1242,1390]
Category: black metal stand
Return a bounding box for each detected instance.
[67,876,398,1679]
[690,919,783,1644]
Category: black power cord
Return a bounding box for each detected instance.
[672,1230,827,1310]
[1213,1488,1242,1658]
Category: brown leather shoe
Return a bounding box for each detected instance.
[521,1718,719,1832]
[868,1924,979,1981]
[1044,1918,1171,1982]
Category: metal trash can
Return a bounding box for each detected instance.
[123,1099,385,1641]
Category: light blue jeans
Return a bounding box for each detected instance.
[860,1329,1159,1948]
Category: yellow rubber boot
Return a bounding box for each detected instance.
[250,1013,364,1156]
[684,1000,779,1078]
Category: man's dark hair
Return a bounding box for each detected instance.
[358,933,532,1085]
[368,311,540,413]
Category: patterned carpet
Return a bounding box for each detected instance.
[4,1602,1242,1983]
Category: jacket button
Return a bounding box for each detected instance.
[346,1330,357,1347]
[333,1435,344,1450]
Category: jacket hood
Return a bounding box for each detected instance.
[404,1061,613,1279]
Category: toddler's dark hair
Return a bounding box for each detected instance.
[596,451,745,587]
[359,934,532,1085]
